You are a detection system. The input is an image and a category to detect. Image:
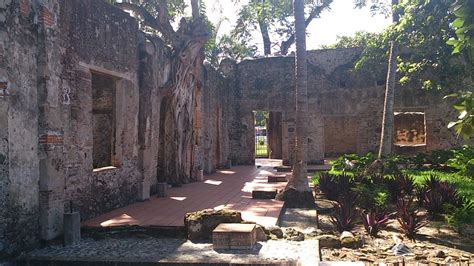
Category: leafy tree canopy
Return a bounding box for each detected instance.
[231,0,332,56]
[330,0,473,139]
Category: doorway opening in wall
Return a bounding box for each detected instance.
[92,72,117,171]
[253,111,283,160]
[254,111,268,158]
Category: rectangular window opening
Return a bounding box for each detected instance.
[394,111,426,147]
[92,72,117,170]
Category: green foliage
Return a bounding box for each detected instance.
[232,0,332,55]
[446,145,474,176]
[353,182,389,210]
[331,153,376,174]
[447,0,474,60]
[445,91,474,140]
[445,200,474,232]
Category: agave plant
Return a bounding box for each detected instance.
[330,193,358,232]
[361,210,391,237]
[396,198,427,239]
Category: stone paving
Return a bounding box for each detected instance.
[20,237,319,265]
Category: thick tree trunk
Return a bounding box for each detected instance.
[281,0,315,208]
[378,0,399,159]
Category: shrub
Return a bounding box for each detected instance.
[332,153,376,174]
[384,174,415,202]
[418,175,462,215]
[445,200,474,233]
[330,193,358,232]
[318,173,353,201]
[353,182,389,210]
[361,210,391,237]
[447,145,474,177]
[396,198,427,239]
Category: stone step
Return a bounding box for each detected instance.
[274,166,292,172]
[212,223,256,250]
[252,189,278,199]
[267,174,287,183]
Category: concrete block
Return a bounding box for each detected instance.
[275,166,292,172]
[63,212,81,246]
[267,174,287,183]
[213,223,256,250]
[252,189,277,199]
[138,180,150,201]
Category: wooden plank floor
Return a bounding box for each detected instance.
[83,160,288,228]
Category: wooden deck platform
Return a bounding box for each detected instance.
[83,160,288,228]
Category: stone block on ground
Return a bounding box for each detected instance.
[267,174,287,183]
[255,225,268,241]
[318,234,341,248]
[252,189,277,199]
[275,166,292,172]
[64,211,81,246]
[212,223,256,250]
[184,209,242,242]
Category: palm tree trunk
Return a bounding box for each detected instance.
[378,0,399,159]
[279,0,315,208]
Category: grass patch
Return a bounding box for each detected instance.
[403,169,474,199]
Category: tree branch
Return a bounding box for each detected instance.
[191,0,200,20]
[116,1,177,45]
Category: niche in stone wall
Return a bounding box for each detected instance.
[92,72,117,169]
[394,112,426,146]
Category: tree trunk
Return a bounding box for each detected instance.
[378,0,399,159]
[258,20,272,55]
[280,0,315,208]
[257,0,271,55]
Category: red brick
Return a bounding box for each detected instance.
[20,0,30,17]
[38,5,55,28]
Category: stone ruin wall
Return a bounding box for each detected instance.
[228,48,465,164]
[0,0,231,256]
[0,0,468,257]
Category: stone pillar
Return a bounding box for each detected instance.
[36,1,65,241]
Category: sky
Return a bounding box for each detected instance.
[203,0,392,52]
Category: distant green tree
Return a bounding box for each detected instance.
[232,0,332,55]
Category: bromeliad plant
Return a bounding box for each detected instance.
[330,193,358,232]
[396,198,427,239]
[361,210,391,237]
[419,175,463,215]
[318,173,353,201]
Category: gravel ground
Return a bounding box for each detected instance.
[21,237,319,265]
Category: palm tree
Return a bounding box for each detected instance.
[281,0,315,208]
[378,0,399,158]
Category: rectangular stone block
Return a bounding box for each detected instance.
[252,189,277,199]
[267,174,287,183]
[275,166,292,172]
[64,212,81,246]
[213,223,256,250]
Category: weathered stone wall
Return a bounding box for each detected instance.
[59,0,141,220]
[229,48,465,164]
[200,65,231,173]
[1,0,41,255]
